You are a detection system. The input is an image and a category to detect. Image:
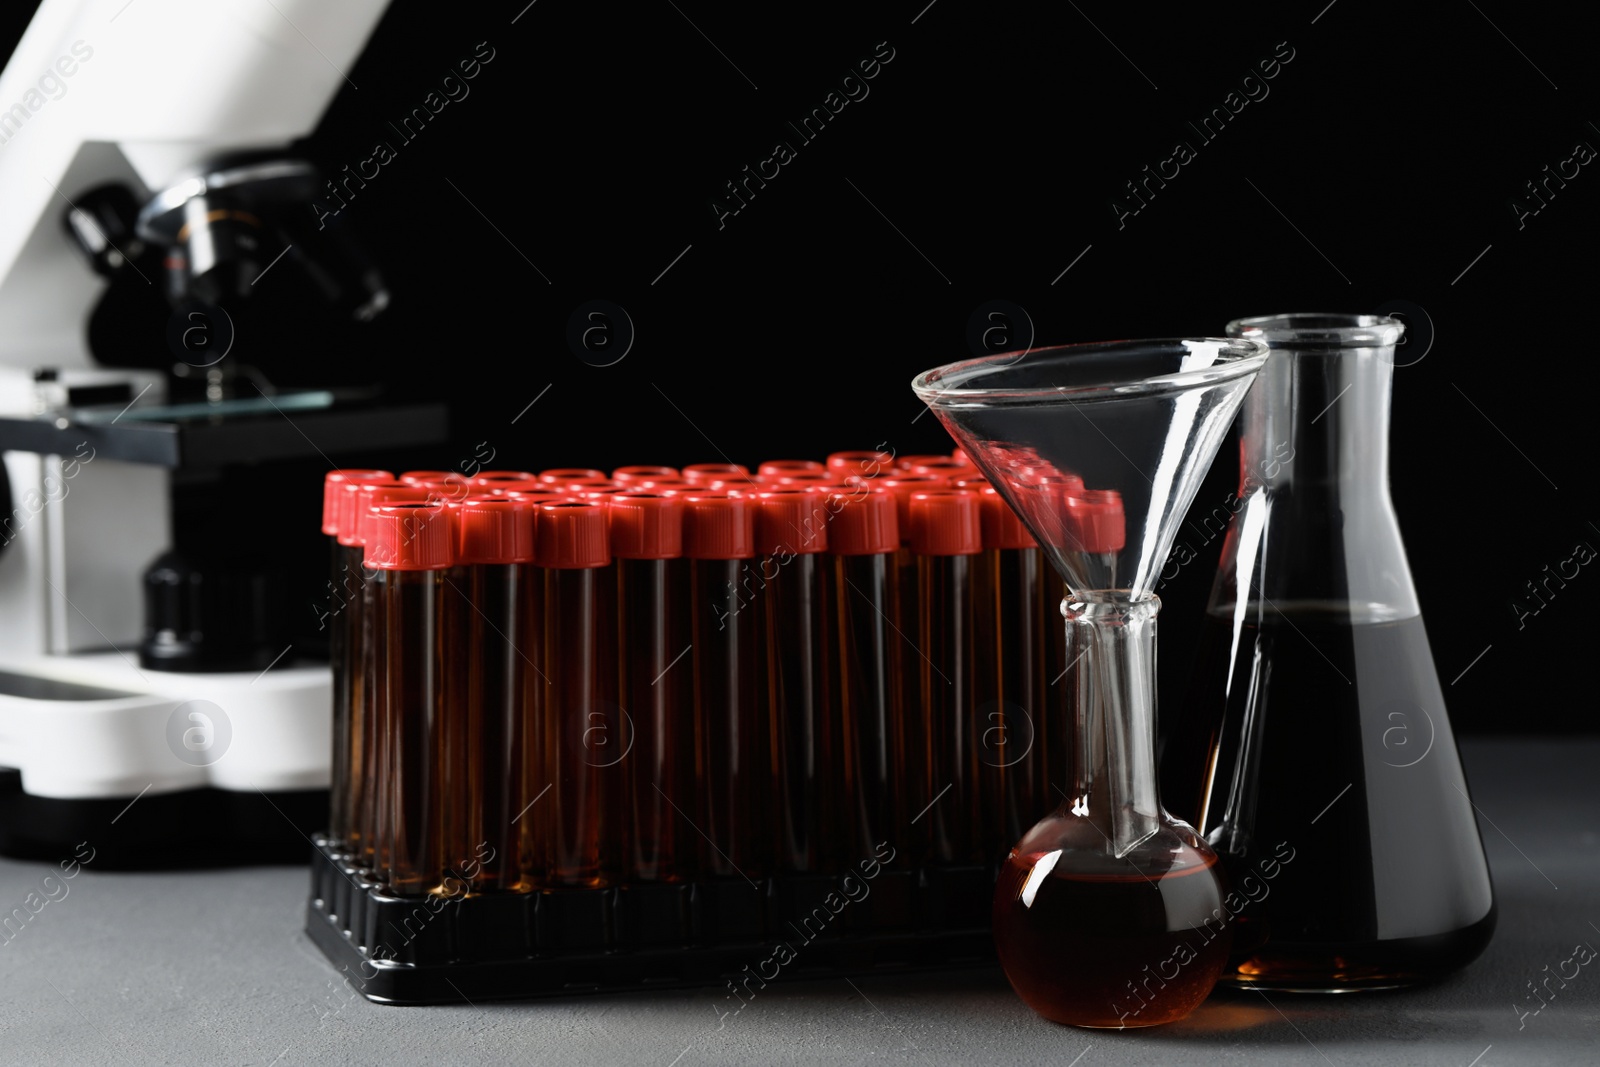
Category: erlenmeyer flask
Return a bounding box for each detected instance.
[1160,313,1496,991]
[915,337,1268,1028]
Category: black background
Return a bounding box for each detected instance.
[7,1,1597,732]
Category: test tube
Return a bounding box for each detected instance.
[338,479,427,860]
[752,488,833,874]
[532,501,619,888]
[364,502,459,895]
[681,490,768,879]
[973,485,1048,851]
[907,489,983,867]
[608,492,693,882]
[320,469,392,848]
[824,485,902,863]
[455,496,536,891]
[875,474,949,758]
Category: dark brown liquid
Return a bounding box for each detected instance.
[356,564,384,873]
[329,542,366,849]
[916,553,981,865]
[830,552,901,862]
[972,546,1049,851]
[692,558,770,878]
[763,554,833,873]
[1160,611,1496,989]
[381,569,462,895]
[993,835,1231,1027]
[890,547,928,865]
[619,558,695,882]
[540,566,621,887]
[461,563,527,890]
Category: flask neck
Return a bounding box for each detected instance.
[1240,346,1394,501]
[1057,593,1162,858]
[1213,341,1420,620]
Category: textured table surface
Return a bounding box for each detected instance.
[1,738,1595,1066]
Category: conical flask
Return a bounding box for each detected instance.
[914,337,1268,1028]
[1160,313,1496,991]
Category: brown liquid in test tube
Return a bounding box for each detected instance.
[908,489,983,866]
[823,485,903,863]
[681,490,768,879]
[340,479,430,866]
[872,474,947,861]
[971,485,1050,851]
[532,501,620,888]
[364,502,460,895]
[453,496,536,891]
[320,470,392,849]
[1006,466,1084,801]
[752,488,834,874]
[608,492,694,882]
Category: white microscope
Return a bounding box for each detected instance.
[0,0,444,864]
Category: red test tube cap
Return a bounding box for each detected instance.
[681,491,755,559]
[338,479,409,546]
[322,470,392,536]
[978,486,1036,550]
[539,468,606,484]
[878,474,950,538]
[826,450,895,476]
[682,462,750,485]
[503,489,567,506]
[908,489,982,556]
[896,453,959,472]
[757,459,824,478]
[533,502,610,569]
[609,492,684,559]
[399,470,460,485]
[612,465,679,485]
[638,477,692,493]
[1063,489,1126,554]
[764,471,849,488]
[365,503,455,569]
[471,470,537,484]
[355,485,432,547]
[481,481,545,496]
[458,498,535,564]
[827,487,898,556]
[907,457,974,478]
[753,490,827,555]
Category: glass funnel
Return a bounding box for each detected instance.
[1159,313,1495,991]
[913,337,1268,1028]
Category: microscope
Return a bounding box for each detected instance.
[0,0,446,864]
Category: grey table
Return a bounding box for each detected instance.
[2,739,1595,1066]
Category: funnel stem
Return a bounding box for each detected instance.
[1063,594,1161,859]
